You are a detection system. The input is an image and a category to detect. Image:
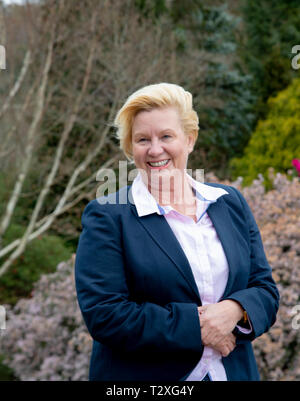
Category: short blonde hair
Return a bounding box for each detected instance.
[114,83,199,160]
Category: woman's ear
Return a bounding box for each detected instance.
[187,134,195,154]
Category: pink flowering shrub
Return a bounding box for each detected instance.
[218,171,300,380]
[0,260,92,380]
[1,171,299,381]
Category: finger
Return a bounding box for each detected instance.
[198,304,210,314]
[198,308,207,317]
[217,344,230,357]
[225,336,235,347]
[205,334,224,347]
[213,335,233,350]
[228,332,236,341]
[221,348,230,357]
[223,333,235,347]
[227,339,236,352]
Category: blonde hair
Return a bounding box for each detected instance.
[114,83,199,160]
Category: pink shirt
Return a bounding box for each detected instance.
[131,172,250,381]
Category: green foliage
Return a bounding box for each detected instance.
[134,0,167,18]
[0,224,72,306]
[230,77,300,188]
[193,66,255,176]
[133,1,256,174]
[239,0,300,119]
[0,355,17,381]
[184,4,256,174]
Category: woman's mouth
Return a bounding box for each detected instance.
[147,159,170,169]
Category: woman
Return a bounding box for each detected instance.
[75,83,279,381]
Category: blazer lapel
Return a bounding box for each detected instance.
[206,196,240,299]
[127,186,241,302]
[129,203,201,303]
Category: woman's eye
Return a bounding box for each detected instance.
[162,135,171,139]
[138,138,148,142]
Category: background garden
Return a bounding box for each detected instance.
[0,0,299,380]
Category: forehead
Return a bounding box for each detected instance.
[132,107,181,133]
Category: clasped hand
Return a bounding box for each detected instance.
[198,300,244,357]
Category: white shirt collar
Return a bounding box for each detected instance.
[131,171,228,218]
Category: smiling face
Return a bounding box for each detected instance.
[131,107,195,186]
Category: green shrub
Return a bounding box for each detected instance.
[239,0,300,120]
[230,77,300,188]
[0,224,72,306]
[0,355,17,381]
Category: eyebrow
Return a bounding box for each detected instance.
[132,129,175,138]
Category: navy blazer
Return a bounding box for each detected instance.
[75,183,279,381]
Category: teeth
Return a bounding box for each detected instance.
[148,160,169,167]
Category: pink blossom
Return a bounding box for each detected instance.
[292,159,300,176]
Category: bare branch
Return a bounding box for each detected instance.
[0,11,98,276]
[0,0,196,279]
[0,87,120,262]
[0,50,32,119]
[0,2,6,46]
[0,29,55,250]
[0,152,121,263]
[35,151,122,229]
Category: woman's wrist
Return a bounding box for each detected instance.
[221,299,244,323]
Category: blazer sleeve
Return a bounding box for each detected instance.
[224,187,280,341]
[75,199,203,355]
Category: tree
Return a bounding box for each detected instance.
[135,0,256,175]
[0,0,257,278]
[230,77,300,188]
[238,0,300,121]
[0,0,187,277]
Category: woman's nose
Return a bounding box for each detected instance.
[148,139,163,157]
